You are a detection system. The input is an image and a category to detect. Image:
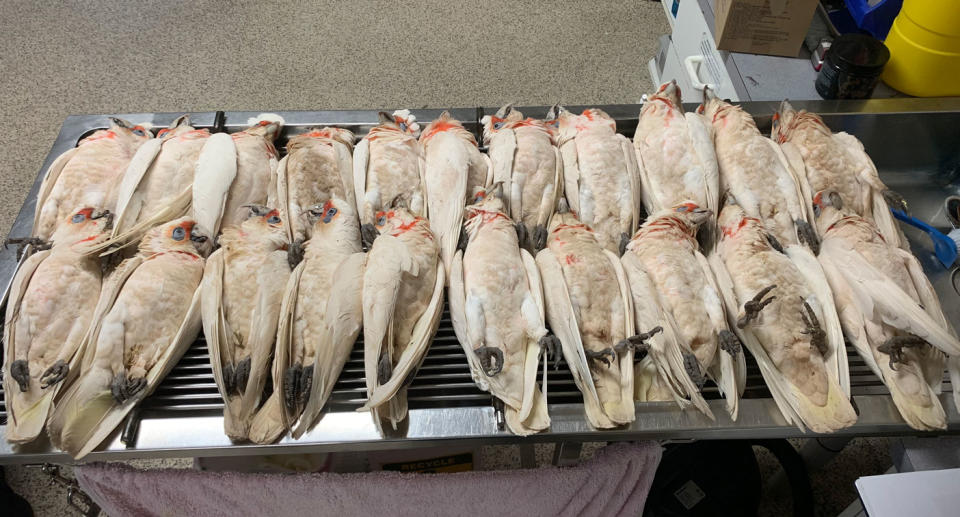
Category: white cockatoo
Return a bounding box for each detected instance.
[359,204,444,433]
[214,117,283,232]
[536,203,661,428]
[200,206,290,442]
[772,101,905,247]
[481,104,563,251]
[622,203,743,419]
[420,111,492,278]
[94,115,236,253]
[4,207,113,443]
[633,80,719,244]
[353,109,425,249]
[32,118,150,241]
[555,107,640,255]
[270,198,365,440]
[711,199,856,432]
[814,190,960,430]
[276,127,356,243]
[47,217,207,458]
[448,189,554,435]
[700,93,817,253]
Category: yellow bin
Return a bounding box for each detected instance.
[883,0,960,96]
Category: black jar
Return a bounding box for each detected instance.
[815,34,890,100]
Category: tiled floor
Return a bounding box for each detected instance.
[0,2,896,516]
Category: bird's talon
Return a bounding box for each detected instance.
[283,364,302,411]
[457,227,469,253]
[585,347,616,367]
[287,240,305,268]
[796,220,820,255]
[40,359,68,389]
[222,363,236,394]
[515,222,528,250]
[877,334,927,371]
[683,352,705,388]
[765,233,784,254]
[719,329,742,356]
[360,223,379,250]
[233,356,251,395]
[800,300,828,357]
[10,359,30,392]
[737,284,777,328]
[474,346,504,377]
[619,232,630,257]
[297,364,313,407]
[533,224,548,251]
[377,352,393,385]
[539,334,561,368]
[882,189,908,213]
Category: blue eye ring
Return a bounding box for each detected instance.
[493,122,504,130]
[377,215,387,226]
[172,227,186,241]
[399,122,408,132]
[267,215,281,224]
[71,213,85,223]
[132,128,145,136]
[327,207,337,217]
[676,206,688,212]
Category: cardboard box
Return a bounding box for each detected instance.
[714,0,818,57]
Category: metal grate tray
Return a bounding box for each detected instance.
[2,98,960,464]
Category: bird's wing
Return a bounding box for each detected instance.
[425,142,468,276]
[333,141,357,215]
[273,259,305,430]
[604,248,638,425]
[352,138,370,224]
[293,252,365,438]
[786,244,850,396]
[275,155,293,242]
[621,252,713,418]
[824,238,960,356]
[447,250,488,389]
[79,256,145,373]
[111,138,163,238]
[199,250,239,433]
[506,248,550,435]
[489,129,517,215]
[685,112,719,212]
[833,131,904,248]
[633,137,658,215]
[33,147,79,234]
[778,141,817,226]
[3,250,54,443]
[361,260,444,412]
[618,134,641,234]
[192,132,238,237]
[765,138,811,226]
[559,140,581,215]
[696,249,744,418]
[535,248,609,428]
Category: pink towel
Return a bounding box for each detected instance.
[76,442,662,517]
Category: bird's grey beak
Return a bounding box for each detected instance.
[243,204,271,219]
[377,111,394,125]
[390,195,407,209]
[827,191,844,210]
[692,208,713,224]
[109,117,132,129]
[91,210,114,230]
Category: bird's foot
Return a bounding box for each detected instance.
[796,220,820,255]
[110,372,146,403]
[283,364,302,411]
[737,284,777,328]
[799,300,828,357]
[4,237,51,260]
[585,347,616,368]
[882,189,909,214]
[539,334,562,369]
[457,227,469,253]
[683,352,705,389]
[878,335,927,371]
[619,232,630,257]
[515,222,528,250]
[765,233,785,254]
[297,364,313,407]
[40,359,68,389]
[360,223,379,250]
[533,224,548,251]
[718,329,742,356]
[614,326,664,359]
[10,359,30,392]
[287,239,305,268]
[222,363,236,394]
[377,351,393,385]
[233,356,251,395]
[474,346,504,377]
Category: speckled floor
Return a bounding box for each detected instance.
[0,2,894,516]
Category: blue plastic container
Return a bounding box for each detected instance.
[846,0,904,39]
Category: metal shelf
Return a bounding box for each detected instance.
[2,98,960,464]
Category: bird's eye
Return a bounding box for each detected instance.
[493,122,504,130]
[676,206,688,212]
[158,129,170,137]
[399,122,407,131]
[377,214,387,226]
[71,213,85,223]
[267,215,281,224]
[813,204,821,218]
[326,207,337,217]
[132,126,146,136]
[172,227,186,241]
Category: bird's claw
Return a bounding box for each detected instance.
[539,334,562,369]
[457,227,469,253]
[377,352,393,385]
[360,223,379,250]
[10,359,30,392]
[515,222,528,250]
[737,284,777,328]
[110,372,146,403]
[40,359,69,389]
[619,232,630,257]
[683,352,705,389]
[796,220,820,255]
[233,356,251,395]
[877,335,927,371]
[297,364,313,407]
[287,239,305,268]
[765,233,785,254]
[614,326,663,360]
[799,300,828,357]
[222,363,236,394]
[585,347,616,367]
[4,237,51,261]
[474,346,504,377]
[283,364,302,411]
[533,224,548,251]
[882,189,909,214]
[718,329,742,356]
